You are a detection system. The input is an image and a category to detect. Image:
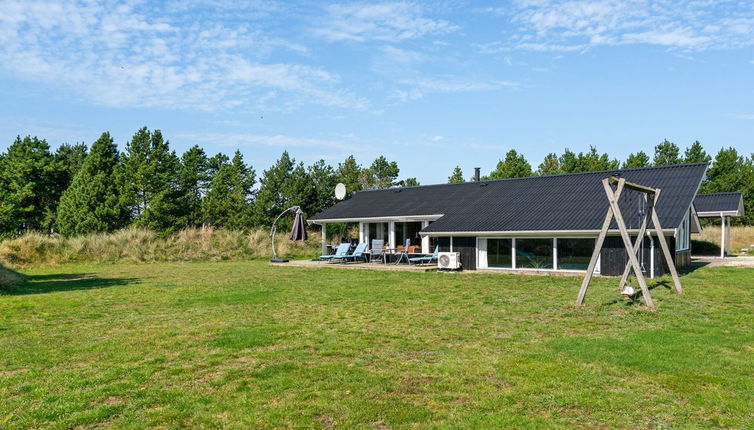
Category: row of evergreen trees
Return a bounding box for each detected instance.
[1,130,752,238]
[0,128,415,238]
[447,140,754,225]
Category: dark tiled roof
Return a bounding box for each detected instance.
[694,192,744,215]
[310,163,708,233]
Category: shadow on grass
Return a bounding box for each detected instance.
[598,279,673,307]
[1,273,139,296]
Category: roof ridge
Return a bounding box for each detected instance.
[356,162,710,194]
[697,191,742,195]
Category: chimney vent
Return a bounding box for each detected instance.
[474,167,481,182]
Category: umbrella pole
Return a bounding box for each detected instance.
[270,205,300,263]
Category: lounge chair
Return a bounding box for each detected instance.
[319,243,350,261]
[332,243,368,263]
[370,239,386,264]
[409,246,439,265]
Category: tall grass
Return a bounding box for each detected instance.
[0,227,322,268]
[693,225,754,254]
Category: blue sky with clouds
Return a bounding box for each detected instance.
[1,0,753,184]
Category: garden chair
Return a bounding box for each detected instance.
[370,239,386,264]
[395,239,411,264]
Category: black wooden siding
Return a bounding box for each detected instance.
[437,237,477,270]
[599,235,679,276]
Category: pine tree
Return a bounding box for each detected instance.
[653,139,681,166]
[577,146,619,172]
[119,128,182,232]
[448,166,465,183]
[253,151,294,227]
[683,140,711,164]
[537,153,561,175]
[307,160,338,216]
[177,145,209,228]
[202,150,255,229]
[55,142,88,181]
[361,156,400,189]
[57,132,125,236]
[0,136,61,235]
[337,155,362,196]
[398,177,420,187]
[558,149,579,173]
[488,150,532,179]
[703,147,752,224]
[703,147,745,193]
[622,151,651,168]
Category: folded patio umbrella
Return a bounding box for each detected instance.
[289,208,308,241]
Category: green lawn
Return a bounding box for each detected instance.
[1,262,753,429]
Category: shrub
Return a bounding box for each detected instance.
[690,239,720,256]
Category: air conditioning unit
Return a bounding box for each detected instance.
[438,252,461,270]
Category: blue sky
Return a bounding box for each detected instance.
[1,0,753,184]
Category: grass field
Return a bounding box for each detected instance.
[1,261,753,429]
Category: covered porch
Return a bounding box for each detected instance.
[694,192,745,258]
[312,215,442,256]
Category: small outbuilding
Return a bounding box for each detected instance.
[693,192,746,258]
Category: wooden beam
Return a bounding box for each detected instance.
[651,203,684,294]
[576,178,625,305]
[604,178,655,309]
[608,176,657,194]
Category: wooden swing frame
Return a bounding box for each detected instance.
[576,177,683,310]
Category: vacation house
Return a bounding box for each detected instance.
[309,163,710,276]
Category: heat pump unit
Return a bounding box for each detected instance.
[438,252,461,270]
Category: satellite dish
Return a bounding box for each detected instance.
[334,183,346,200]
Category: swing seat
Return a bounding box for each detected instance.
[621,286,636,296]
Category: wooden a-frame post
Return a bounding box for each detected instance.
[576,177,684,310]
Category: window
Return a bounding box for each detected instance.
[676,211,690,251]
[557,239,594,270]
[487,239,513,268]
[396,222,422,247]
[516,239,553,269]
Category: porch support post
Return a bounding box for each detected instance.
[421,221,430,253]
[321,223,327,256]
[720,212,725,258]
[359,222,365,244]
[388,221,396,250]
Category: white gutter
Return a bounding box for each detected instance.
[419,229,676,237]
[308,214,444,224]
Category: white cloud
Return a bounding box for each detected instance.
[431,135,443,142]
[314,2,458,42]
[487,0,754,52]
[735,113,754,120]
[0,1,366,111]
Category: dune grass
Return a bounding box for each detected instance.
[1,261,753,429]
[0,227,322,268]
